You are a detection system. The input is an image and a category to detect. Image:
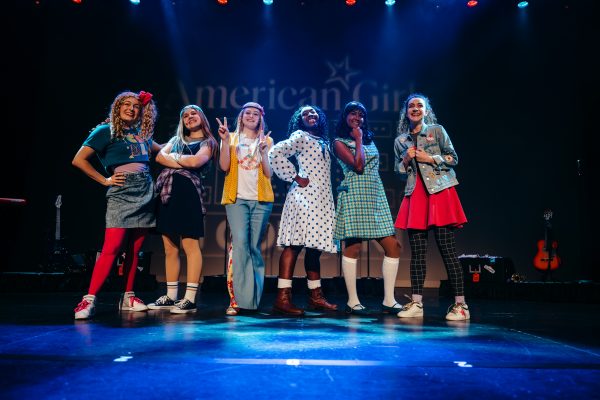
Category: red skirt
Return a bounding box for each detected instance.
[395,174,467,230]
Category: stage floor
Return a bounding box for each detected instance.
[1,289,599,399]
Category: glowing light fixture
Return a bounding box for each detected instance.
[217,0,228,4]
[263,0,273,4]
[517,1,528,8]
[466,1,478,7]
[385,0,395,5]
[129,0,140,4]
[72,0,82,4]
[346,0,356,6]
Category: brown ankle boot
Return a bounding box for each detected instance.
[308,287,338,311]
[273,288,304,316]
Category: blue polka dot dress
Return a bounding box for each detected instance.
[268,130,337,253]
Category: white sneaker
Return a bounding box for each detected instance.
[445,303,470,321]
[120,293,149,312]
[397,301,424,318]
[74,295,96,320]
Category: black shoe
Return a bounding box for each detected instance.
[345,304,371,316]
[170,299,197,314]
[148,295,177,310]
[381,303,402,314]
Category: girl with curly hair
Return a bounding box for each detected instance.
[72,90,161,320]
[394,93,468,321]
[268,105,338,316]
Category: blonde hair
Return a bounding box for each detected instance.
[233,103,267,136]
[109,91,158,140]
[172,105,218,160]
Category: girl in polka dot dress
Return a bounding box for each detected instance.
[268,105,338,316]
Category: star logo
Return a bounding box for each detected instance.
[325,56,361,91]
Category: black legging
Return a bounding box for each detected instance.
[407,226,464,296]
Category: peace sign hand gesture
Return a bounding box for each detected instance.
[215,117,230,142]
[259,130,272,155]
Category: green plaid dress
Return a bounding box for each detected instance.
[333,137,395,240]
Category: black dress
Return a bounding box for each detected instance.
[156,140,211,238]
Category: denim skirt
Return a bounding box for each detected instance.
[105,171,156,229]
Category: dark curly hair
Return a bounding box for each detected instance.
[397,93,438,135]
[334,101,374,144]
[287,105,330,145]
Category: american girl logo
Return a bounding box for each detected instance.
[182,57,406,113]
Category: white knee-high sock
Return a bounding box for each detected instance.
[382,256,399,307]
[342,256,360,307]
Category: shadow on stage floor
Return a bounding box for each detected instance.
[0,284,599,399]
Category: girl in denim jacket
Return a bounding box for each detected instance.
[394,94,469,321]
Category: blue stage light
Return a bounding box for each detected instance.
[385,0,395,5]
[517,1,528,8]
[130,0,140,5]
[263,0,273,4]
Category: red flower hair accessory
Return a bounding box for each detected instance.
[138,91,153,106]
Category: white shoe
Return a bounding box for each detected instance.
[120,293,149,312]
[445,303,470,321]
[74,295,96,320]
[397,301,424,318]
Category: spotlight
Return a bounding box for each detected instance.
[346,0,356,6]
[129,0,140,4]
[517,1,528,8]
[217,0,227,4]
[263,0,273,4]
[385,0,395,5]
[466,0,478,7]
[72,0,82,3]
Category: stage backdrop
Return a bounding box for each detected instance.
[2,0,596,285]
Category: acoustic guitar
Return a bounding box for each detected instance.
[533,209,560,272]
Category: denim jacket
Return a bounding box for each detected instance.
[394,123,459,195]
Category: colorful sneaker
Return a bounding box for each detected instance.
[445,303,470,321]
[397,300,424,318]
[120,293,149,312]
[147,295,177,310]
[74,295,96,320]
[170,299,197,314]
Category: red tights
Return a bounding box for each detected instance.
[88,228,148,295]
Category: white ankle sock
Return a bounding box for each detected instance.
[455,296,465,304]
[278,278,292,289]
[184,283,199,303]
[382,256,399,307]
[412,294,423,303]
[167,281,179,300]
[342,256,360,307]
[307,279,321,289]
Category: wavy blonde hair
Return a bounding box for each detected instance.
[171,105,218,161]
[109,91,158,140]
